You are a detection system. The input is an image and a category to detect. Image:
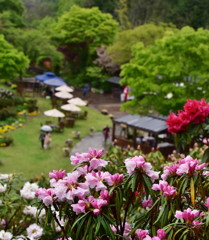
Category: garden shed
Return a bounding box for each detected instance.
[112,114,175,156]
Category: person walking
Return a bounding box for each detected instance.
[39,131,46,149]
[44,132,52,149]
[103,125,110,143]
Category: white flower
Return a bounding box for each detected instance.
[0,230,13,240]
[0,184,7,193]
[20,182,39,200]
[23,206,45,219]
[0,174,12,180]
[26,224,43,239]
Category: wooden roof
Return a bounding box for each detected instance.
[113,114,168,134]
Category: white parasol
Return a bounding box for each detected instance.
[40,125,52,132]
[61,103,81,112]
[67,97,87,106]
[56,85,74,92]
[55,91,73,99]
[44,109,65,118]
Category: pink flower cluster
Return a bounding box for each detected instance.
[175,208,202,226]
[152,180,177,197]
[111,222,132,240]
[125,156,159,182]
[142,196,153,210]
[36,149,124,216]
[162,156,207,180]
[70,148,108,171]
[166,99,209,134]
[135,228,166,240]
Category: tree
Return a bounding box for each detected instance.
[167,0,209,29]
[54,5,118,74]
[0,34,29,80]
[108,23,178,64]
[120,27,209,115]
[0,0,25,30]
[5,28,63,72]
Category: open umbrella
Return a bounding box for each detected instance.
[61,104,81,112]
[55,91,73,99]
[44,109,65,118]
[68,97,87,106]
[44,78,66,87]
[40,125,52,132]
[56,85,74,92]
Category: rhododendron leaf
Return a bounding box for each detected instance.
[181,178,188,194]
[71,211,90,230]
[154,204,166,225]
[190,178,195,207]
[179,229,189,240]
[95,215,102,236]
[101,217,116,239]
[103,213,115,225]
[142,175,155,200]
[83,216,93,239]
[173,227,187,239]
[206,213,209,227]
[131,174,138,192]
[202,148,209,163]
[75,215,87,239]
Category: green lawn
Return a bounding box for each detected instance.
[0,97,111,178]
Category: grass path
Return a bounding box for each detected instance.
[0,98,111,178]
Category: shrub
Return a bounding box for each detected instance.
[0,135,13,147]
[0,107,17,121]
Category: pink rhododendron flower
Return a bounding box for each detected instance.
[70,152,90,165]
[36,188,54,206]
[100,190,112,201]
[204,197,209,209]
[90,197,108,214]
[125,156,159,181]
[135,229,149,239]
[85,171,112,191]
[192,221,202,228]
[110,173,124,186]
[89,158,108,171]
[71,200,87,215]
[152,180,177,197]
[49,170,66,180]
[162,156,207,179]
[142,196,153,210]
[157,229,166,239]
[57,238,72,240]
[88,148,104,159]
[175,208,200,223]
[111,222,132,240]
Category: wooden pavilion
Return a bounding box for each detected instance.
[112,114,175,156]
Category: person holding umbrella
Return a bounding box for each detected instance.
[39,131,46,149]
[44,132,52,149]
[40,125,52,149]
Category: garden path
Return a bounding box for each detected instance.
[71,131,111,155]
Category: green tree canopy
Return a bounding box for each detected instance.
[6,28,63,70]
[0,0,25,28]
[108,23,178,64]
[120,27,209,115]
[0,34,29,80]
[54,5,118,73]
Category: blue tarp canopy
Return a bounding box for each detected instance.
[35,72,57,82]
[44,78,67,87]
